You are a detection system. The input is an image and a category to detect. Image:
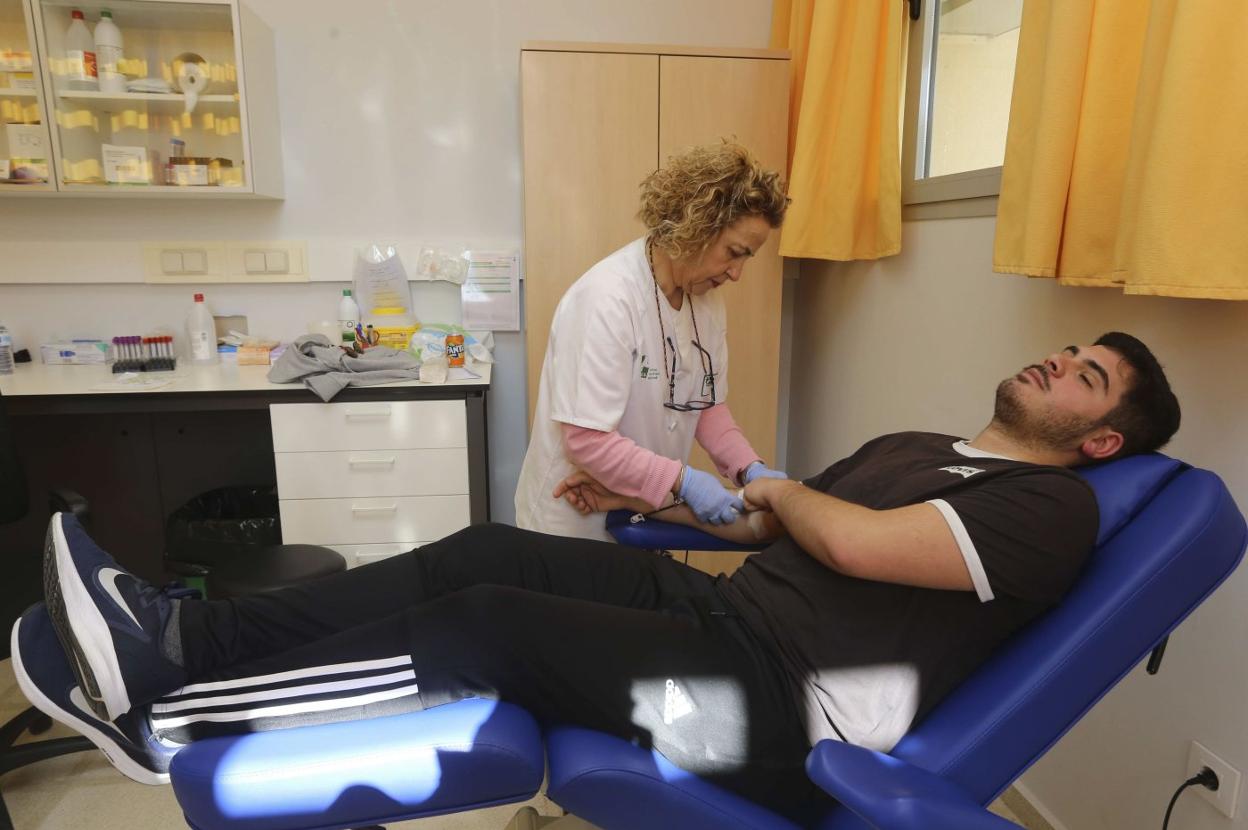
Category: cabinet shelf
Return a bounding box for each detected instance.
[0,87,37,97]
[55,90,240,115]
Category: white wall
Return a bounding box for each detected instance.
[788,215,1248,830]
[0,0,775,523]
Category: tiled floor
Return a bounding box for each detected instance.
[1,658,1038,829]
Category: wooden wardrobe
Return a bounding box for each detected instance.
[521,42,790,565]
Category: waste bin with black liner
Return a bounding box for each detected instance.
[165,485,346,599]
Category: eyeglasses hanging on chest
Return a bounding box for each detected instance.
[647,238,717,412]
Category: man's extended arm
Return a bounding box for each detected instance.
[743,478,973,591]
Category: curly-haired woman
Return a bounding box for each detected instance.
[516,141,791,540]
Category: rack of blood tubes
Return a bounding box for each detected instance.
[111,335,177,373]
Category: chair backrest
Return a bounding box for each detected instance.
[814,455,1246,827]
[0,390,27,524]
[0,390,32,661]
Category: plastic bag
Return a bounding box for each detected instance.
[409,323,495,365]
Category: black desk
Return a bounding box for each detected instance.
[0,363,490,582]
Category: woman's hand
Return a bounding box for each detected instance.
[553,471,649,515]
[679,466,745,525]
[742,460,788,484]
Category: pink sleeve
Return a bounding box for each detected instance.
[695,404,762,485]
[561,424,683,510]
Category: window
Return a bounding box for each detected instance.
[902,0,1024,206]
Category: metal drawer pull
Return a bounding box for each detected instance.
[351,504,399,515]
[344,405,392,419]
[348,456,397,468]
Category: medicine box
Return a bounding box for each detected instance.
[41,341,109,364]
[102,144,156,185]
[237,344,272,365]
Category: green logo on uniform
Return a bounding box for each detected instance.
[639,356,659,380]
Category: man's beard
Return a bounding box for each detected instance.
[993,378,1097,450]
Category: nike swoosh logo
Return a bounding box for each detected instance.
[98,567,143,629]
[69,686,125,737]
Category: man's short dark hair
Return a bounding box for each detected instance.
[1094,332,1180,458]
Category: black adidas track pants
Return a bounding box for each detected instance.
[163,523,819,811]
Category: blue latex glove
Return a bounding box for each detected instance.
[742,461,788,485]
[679,466,744,525]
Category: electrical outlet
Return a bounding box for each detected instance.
[1188,740,1240,818]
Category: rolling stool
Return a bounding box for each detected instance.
[206,543,346,599]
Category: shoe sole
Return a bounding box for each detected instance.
[45,514,132,721]
[10,616,170,786]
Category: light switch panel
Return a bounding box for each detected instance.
[160,250,184,274]
[144,242,226,283]
[181,249,208,274]
[225,241,307,282]
[264,250,289,273]
[243,251,267,273]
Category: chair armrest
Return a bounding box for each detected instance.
[49,488,90,528]
[805,741,1022,830]
[605,510,765,552]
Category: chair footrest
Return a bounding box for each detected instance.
[170,699,544,830]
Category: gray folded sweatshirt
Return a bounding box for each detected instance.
[267,334,422,401]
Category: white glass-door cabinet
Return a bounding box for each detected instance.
[15,0,280,197]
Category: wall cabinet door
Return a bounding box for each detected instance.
[521,49,658,426]
[659,55,790,466]
[0,0,53,193]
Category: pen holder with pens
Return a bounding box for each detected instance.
[110,335,177,373]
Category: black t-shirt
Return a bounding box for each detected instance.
[718,431,1098,751]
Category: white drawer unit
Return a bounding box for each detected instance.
[275,448,470,500]
[271,398,478,552]
[270,400,467,452]
[328,542,426,569]
[279,496,471,546]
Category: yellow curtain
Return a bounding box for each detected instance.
[770,0,906,261]
[994,0,1248,299]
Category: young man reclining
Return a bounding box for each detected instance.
[15,332,1179,814]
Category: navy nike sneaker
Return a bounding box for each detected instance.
[11,603,184,784]
[43,512,186,721]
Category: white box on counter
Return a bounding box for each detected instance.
[41,341,109,364]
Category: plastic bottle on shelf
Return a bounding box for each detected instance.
[0,325,13,375]
[94,10,125,94]
[338,289,359,345]
[65,10,98,91]
[186,293,218,364]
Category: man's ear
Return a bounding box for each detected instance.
[1080,427,1125,461]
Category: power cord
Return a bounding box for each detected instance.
[1162,766,1219,830]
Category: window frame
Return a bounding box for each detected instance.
[901,0,1013,211]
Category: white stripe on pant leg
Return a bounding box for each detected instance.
[150,682,422,730]
[151,669,418,714]
[161,655,414,698]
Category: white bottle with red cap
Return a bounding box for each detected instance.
[186,292,218,364]
[64,10,98,91]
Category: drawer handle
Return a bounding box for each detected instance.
[348,456,397,468]
[344,405,392,419]
[352,504,399,515]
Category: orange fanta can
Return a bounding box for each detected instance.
[445,333,465,367]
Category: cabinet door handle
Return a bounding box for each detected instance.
[344,405,392,419]
[352,504,399,515]
[348,456,396,468]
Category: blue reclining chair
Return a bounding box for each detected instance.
[546,454,1246,829]
[167,454,1245,830]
